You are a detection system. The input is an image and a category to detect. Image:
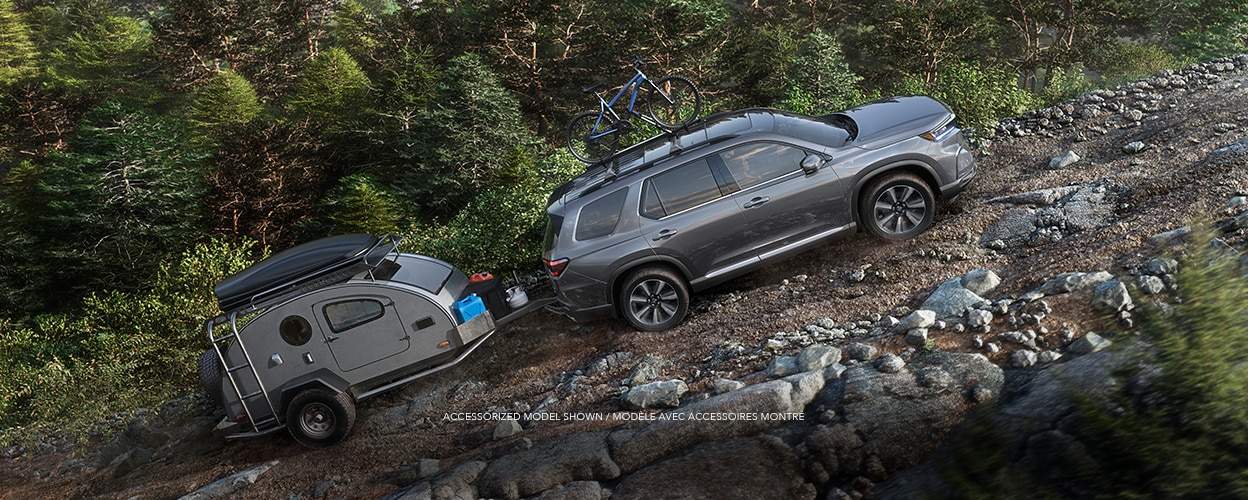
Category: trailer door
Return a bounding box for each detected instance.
[316,294,411,371]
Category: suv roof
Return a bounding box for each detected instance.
[549,108,858,207]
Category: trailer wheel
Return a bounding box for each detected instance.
[198,349,224,403]
[287,388,356,448]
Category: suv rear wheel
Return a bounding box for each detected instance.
[619,267,690,331]
[287,388,356,448]
[861,172,935,241]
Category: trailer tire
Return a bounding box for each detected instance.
[287,388,356,448]
[198,349,224,403]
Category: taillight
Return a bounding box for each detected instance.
[544,258,569,277]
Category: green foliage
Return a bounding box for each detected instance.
[403,151,579,272]
[1034,65,1095,107]
[0,238,257,429]
[1095,42,1178,83]
[34,101,207,299]
[392,52,539,218]
[311,173,403,237]
[286,47,371,126]
[46,15,156,103]
[1075,229,1248,498]
[896,61,1038,131]
[776,29,864,114]
[0,0,38,86]
[186,70,262,144]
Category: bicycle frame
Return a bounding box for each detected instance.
[586,68,662,141]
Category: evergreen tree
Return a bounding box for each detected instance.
[46,14,156,103]
[777,29,863,114]
[286,46,371,126]
[394,53,537,218]
[0,0,38,86]
[33,101,207,298]
[186,69,262,144]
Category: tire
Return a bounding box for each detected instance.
[646,75,701,129]
[618,267,690,331]
[860,172,935,241]
[286,388,356,448]
[567,111,620,163]
[198,349,224,403]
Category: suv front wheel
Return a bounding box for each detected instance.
[861,172,935,241]
[619,267,690,331]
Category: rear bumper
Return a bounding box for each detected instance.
[548,294,615,323]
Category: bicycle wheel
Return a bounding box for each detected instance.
[647,75,701,129]
[567,111,620,164]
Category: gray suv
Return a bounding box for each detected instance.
[542,96,976,331]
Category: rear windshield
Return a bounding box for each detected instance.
[773,114,852,147]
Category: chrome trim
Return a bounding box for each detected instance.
[758,223,855,261]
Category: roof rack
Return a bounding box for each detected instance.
[212,233,402,316]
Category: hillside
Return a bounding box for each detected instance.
[3,56,1248,499]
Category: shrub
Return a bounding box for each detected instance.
[1075,228,1248,497]
[895,61,1037,131]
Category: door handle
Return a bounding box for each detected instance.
[652,229,678,241]
[326,335,340,343]
[743,196,770,209]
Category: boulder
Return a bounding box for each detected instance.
[621,380,688,410]
[478,431,619,500]
[1068,332,1111,355]
[896,310,937,331]
[1047,151,1081,169]
[1038,271,1113,295]
[921,278,988,318]
[181,460,280,500]
[796,345,843,372]
[613,436,816,500]
[1092,281,1133,312]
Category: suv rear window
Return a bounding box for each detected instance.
[576,188,627,240]
[641,158,722,218]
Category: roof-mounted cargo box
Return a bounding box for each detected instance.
[214,233,400,313]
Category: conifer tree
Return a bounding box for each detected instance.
[187,69,262,144]
[0,0,38,86]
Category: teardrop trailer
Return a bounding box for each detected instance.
[199,233,548,447]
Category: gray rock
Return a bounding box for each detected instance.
[797,345,843,372]
[1093,281,1133,312]
[1011,350,1038,368]
[768,355,800,378]
[1148,257,1179,275]
[621,380,688,410]
[921,278,988,318]
[1038,271,1113,295]
[897,310,937,331]
[1210,136,1248,159]
[875,354,905,373]
[846,342,879,362]
[1047,150,1081,169]
[998,331,1033,347]
[1068,332,1111,354]
[960,269,1002,296]
[180,460,279,500]
[609,374,824,473]
[1123,109,1145,122]
[1137,275,1165,295]
[965,309,993,328]
[613,436,816,500]
[478,432,619,500]
[494,419,522,440]
[905,329,930,347]
[1148,226,1192,246]
[1037,351,1063,364]
[824,363,848,380]
[990,186,1081,206]
[712,379,746,394]
[625,354,670,386]
[531,481,608,500]
[383,460,486,500]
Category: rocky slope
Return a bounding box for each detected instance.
[4,55,1248,499]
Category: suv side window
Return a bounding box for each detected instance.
[576,188,627,240]
[719,142,807,190]
[641,158,723,218]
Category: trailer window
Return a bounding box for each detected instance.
[323,299,386,333]
[280,315,312,346]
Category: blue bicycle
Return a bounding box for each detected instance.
[567,57,702,163]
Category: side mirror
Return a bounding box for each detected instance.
[801,154,826,175]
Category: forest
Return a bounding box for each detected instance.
[0,0,1244,431]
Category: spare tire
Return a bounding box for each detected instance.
[198,349,224,403]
